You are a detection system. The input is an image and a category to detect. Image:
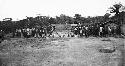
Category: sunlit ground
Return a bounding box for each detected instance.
[0,36,124,66]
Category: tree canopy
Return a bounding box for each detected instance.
[0,2,125,34]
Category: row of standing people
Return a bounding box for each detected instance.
[0,24,122,39]
[72,24,121,38]
[13,26,55,38]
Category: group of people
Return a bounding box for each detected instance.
[12,25,55,38]
[71,23,121,38]
[0,22,123,41]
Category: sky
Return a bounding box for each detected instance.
[0,0,125,21]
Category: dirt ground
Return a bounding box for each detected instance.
[0,37,124,66]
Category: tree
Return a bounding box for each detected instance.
[74,14,81,19]
[109,3,125,25]
[66,16,75,24]
[1,18,13,33]
[48,17,56,24]
[109,3,123,16]
[74,14,82,24]
[102,13,111,22]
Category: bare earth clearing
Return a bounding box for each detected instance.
[0,37,124,66]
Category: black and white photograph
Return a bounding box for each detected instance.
[0,0,125,66]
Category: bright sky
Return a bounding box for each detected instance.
[0,0,125,20]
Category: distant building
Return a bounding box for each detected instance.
[3,18,12,21]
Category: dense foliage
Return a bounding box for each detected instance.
[0,3,125,34]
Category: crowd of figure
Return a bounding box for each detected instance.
[12,25,55,38]
[71,23,121,38]
[0,25,55,42]
[0,22,123,42]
